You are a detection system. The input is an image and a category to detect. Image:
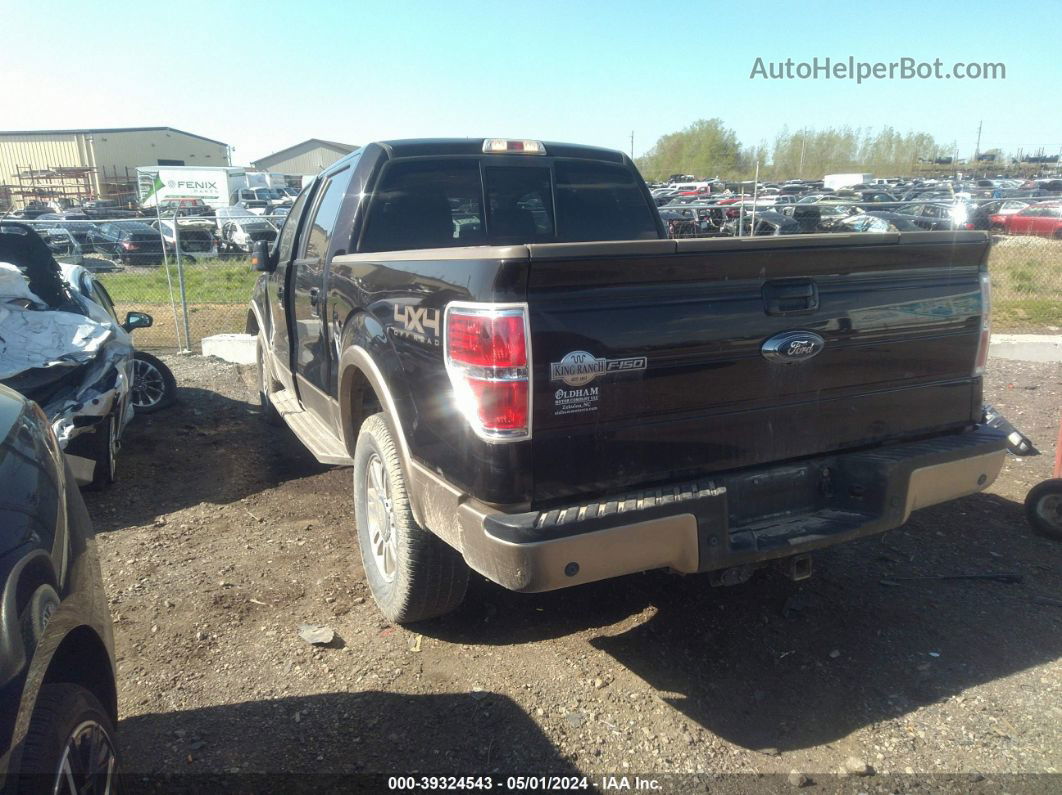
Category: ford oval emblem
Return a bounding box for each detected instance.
[762,331,826,363]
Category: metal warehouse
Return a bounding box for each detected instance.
[0,126,230,209]
[250,138,358,176]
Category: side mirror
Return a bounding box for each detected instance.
[122,311,153,332]
[251,239,275,273]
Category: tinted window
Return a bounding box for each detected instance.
[485,166,554,243]
[277,186,315,262]
[302,167,352,259]
[361,159,483,252]
[554,161,659,241]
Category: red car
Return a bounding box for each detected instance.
[995,201,1062,238]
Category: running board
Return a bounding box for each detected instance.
[270,387,353,466]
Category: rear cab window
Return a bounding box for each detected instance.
[358,154,660,252]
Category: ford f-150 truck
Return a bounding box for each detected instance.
[247,138,1006,623]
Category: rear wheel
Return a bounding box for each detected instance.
[353,413,469,623]
[130,351,176,413]
[1026,479,1062,540]
[17,684,118,795]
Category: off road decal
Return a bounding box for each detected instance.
[391,305,441,347]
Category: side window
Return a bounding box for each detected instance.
[277,185,315,262]
[360,159,483,253]
[301,167,352,260]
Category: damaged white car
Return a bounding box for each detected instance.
[0,221,152,488]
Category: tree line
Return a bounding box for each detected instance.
[635,119,957,182]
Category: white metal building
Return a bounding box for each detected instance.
[0,127,230,207]
[250,139,358,176]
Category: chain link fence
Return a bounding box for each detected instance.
[988,234,1062,330]
[12,213,280,350]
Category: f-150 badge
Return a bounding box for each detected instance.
[761,331,825,363]
[550,350,647,387]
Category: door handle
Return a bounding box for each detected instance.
[763,279,819,315]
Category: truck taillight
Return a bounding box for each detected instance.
[974,271,991,376]
[444,303,531,441]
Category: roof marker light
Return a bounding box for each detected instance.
[482,139,546,155]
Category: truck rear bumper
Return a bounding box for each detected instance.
[451,428,1007,593]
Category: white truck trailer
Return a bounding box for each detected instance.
[137,166,249,210]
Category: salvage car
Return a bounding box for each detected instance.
[215,207,279,253]
[248,138,1005,624]
[894,202,975,231]
[833,212,923,233]
[86,221,165,266]
[970,199,1031,230]
[723,210,802,236]
[0,383,119,791]
[26,223,84,266]
[995,201,1062,238]
[61,262,176,414]
[0,222,150,487]
[33,213,96,247]
[151,218,219,259]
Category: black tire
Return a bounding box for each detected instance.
[17,683,118,794]
[256,338,282,426]
[130,351,177,414]
[1025,479,1062,541]
[87,414,118,491]
[353,413,469,623]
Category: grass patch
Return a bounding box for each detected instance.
[98,258,257,305]
[987,237,1062,331]
[993,299,1062,330]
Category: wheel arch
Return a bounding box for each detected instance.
[336,325,428,528]
[42,625,118,723]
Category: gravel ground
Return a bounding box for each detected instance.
[83,354,1062,792]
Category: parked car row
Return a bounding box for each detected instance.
[656,191,1062,240]
[6,209,285,269]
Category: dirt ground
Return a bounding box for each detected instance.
[84,354,1062,792]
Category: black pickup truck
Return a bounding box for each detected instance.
[248,138,1006,623]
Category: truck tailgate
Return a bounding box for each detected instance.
[527,233,988,506]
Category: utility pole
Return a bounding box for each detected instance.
[974,120,982,161]
[630,131,634,159]
[798,130,807,179]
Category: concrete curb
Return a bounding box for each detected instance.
[989,334,1062,363]
[201,333,256,365]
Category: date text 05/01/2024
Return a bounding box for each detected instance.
[386,775,662,791]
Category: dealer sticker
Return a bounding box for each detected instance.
[554,386,599,416]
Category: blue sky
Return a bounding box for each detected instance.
[1,0,1058,165]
